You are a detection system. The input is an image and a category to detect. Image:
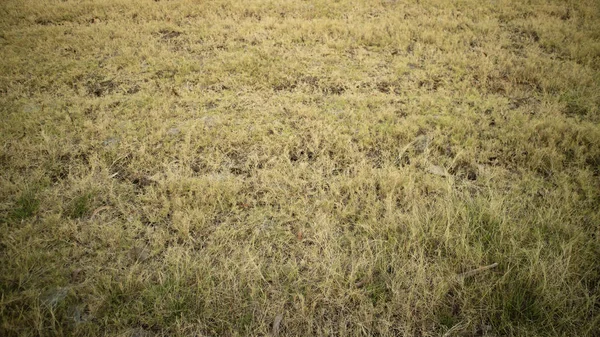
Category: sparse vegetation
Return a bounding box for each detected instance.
[1,0,599,336]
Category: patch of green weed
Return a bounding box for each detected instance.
[64,193,93,219]
[6,190,40,223]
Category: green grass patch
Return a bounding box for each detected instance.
[64,193,94,220]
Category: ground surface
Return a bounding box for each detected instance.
[1,0,599,336]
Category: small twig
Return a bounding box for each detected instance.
[457,263,498,280]
[355,279,367,288]
[355,274,373,288]
[442,320,470,337]
[90,206,112,219]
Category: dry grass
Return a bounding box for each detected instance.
[1,0,599,336]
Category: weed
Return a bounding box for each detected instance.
[64,193,93,219]
[7,190,40,223]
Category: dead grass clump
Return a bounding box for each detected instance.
[1,0,599,336]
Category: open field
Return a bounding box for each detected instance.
[1,0,599,335]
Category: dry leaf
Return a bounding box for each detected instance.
[71,269,85,283]
[457,262,498,280]
[272,313,283,336]
[129,245,150,263]
[427,164,449,177]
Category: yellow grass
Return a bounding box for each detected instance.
[1,0,599,335]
